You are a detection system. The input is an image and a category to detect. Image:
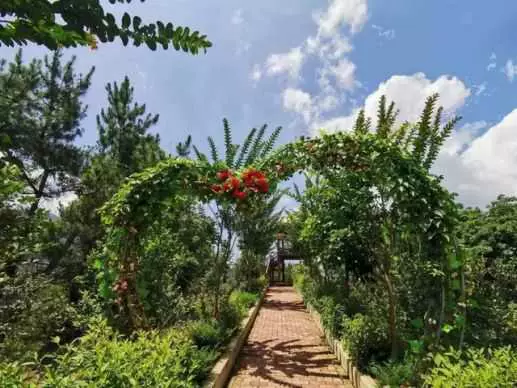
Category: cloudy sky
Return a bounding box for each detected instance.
[2,0,517,208]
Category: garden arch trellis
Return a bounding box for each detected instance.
[99,131,459,330]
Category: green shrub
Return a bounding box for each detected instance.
[229,290,258,317]
[317,296,344,336]
[369,358,417,387]
[0,275,79,361]
[218,299,242,337]
[0,361,37,387]
[291,264,316,304]
[341,313,390,370]
[188,320,222,349]
[423,347,517,387]
[42,317,217,387]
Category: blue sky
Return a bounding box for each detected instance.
[2,0,517,208]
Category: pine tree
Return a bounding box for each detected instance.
[55,77,166,282]
[96,76,164,176]
[0,49,94,214]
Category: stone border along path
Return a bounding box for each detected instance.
[228,286,352,388]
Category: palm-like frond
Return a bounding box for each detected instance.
[353,109,371,135]
[412,93,439,162]
[245,124,266,166]
[393,122,410,146]
[223,118,237,167]
[175,135,192,157]
[260,126,282,158]
[192,145,208,162]
[235,128,257,168]
[207,136,219,163]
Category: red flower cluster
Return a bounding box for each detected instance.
[242,168,269,193]
[211,169,248,199]
[210,168,269,200]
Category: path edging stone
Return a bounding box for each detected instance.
[305,301,378,388]
[203,287,268,388]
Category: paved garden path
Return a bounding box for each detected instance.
[228,286,352,388]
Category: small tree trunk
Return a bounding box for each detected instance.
[383,271,398,360]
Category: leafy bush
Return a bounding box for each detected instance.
[0,361,37,387]
[0,275,79,361]
[218,299,242,337]
[423,347,517,387]
[229,290,259,317]
[42,317,217,387]
[341,313,390,370]
[188,320,222,349]
[317,296,345,337]
[369,358,417,387]
[291,264,316,305]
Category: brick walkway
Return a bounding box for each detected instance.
[228,286,351,388]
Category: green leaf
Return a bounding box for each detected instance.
[146,39,157,50]
[133,16,142,30]
[122,13,131,29]
[442,324,454,333]
[410,318,424,329]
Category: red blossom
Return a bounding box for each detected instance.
[242,169,265,185]
[223,176,241,192]
[242,168,268,193]
[255,178,269,193]
[216,169,231,181]
[211,184,223,193]
[232,190,248,200]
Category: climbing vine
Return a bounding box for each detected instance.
[100,131,460,331]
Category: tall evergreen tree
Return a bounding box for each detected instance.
[0,49,94,214]
[58,77,165,274]
[96,76,164,176]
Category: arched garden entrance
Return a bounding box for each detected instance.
[99,130,460,356]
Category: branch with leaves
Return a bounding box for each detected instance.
[0,0,212,53]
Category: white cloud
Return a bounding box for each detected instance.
[372,24,395,40]
[307,35,353,60]
[313,0,368,36]
[487,52,497,71]
[473,82,487,97]
[313,109,360,133]
[282,88,313,123]
[315,94,340,113]
[265,47,305,79]
[254,0,364,114]
[434,111,517,207]
[250,64,262,82]
[361,73,470,125]
[231,9,244,25]
[504,59,517,82]
[440,121,488,156]
[329,58,358,91]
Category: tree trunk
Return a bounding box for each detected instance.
[383,271,398,360]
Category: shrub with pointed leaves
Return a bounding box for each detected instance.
[353,93,460,170]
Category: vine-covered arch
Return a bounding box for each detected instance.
[100,131,457,329]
